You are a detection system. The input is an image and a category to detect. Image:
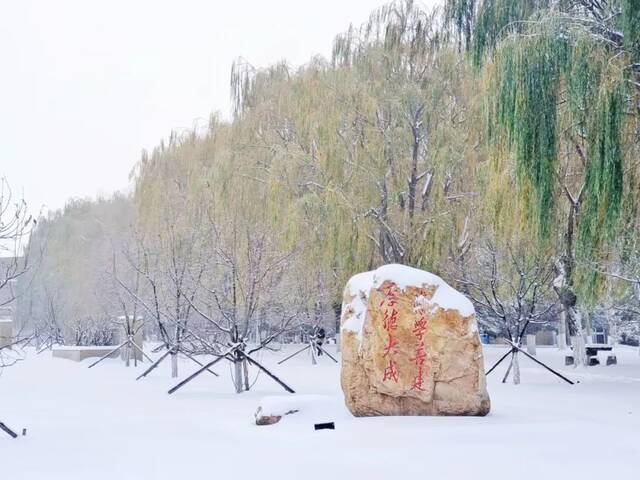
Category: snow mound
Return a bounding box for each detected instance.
[341,264,475,342]
[254,395,341,426]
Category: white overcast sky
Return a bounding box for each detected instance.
[0,0,437,215]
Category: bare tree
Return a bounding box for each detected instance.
[115,223,209,378]
[452,240,558,383]
[32,284,65,351]
[183,216,299,393]
[0,177,36,369]
[591,236,640,355]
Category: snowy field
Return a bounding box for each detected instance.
[2,344,639,479]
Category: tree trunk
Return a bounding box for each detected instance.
[557,311,568,350]
[408,125,420,221]
[571,309,587,367]
[234,359,243,393]
[559,188,590,364]
[170,352,178,378]
[584,310,592,342]
[512,353,521,385]
[242,359,250,391]
[501,351,521,384]
[606,307,616,346]
[333,302,341,353]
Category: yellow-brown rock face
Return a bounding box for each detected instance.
[340,264,490,417]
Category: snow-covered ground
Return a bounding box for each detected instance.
[1,344,639,479]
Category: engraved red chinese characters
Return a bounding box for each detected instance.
[380,283,400,383]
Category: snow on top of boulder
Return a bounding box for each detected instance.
[373,264,474,316]
[341,264,474,341]
[341,270,375,342]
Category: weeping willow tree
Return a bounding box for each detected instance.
[460,0,640,355]
[327,0,478,271]
[485,28,569,239]
[129,0,482,332]
[232,3,467,259]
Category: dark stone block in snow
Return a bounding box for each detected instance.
[314,422,335,430]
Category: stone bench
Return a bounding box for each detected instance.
[565,349,617,367]
[52,346,119,362]
[587,355,600,366]
[566,354,603,366]
[588,353,618,366]
[585,344,613,356]
[587,344,615,366]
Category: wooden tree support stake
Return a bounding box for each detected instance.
[485,341,574,385]
[136,345,219,381]
[239,350,295,393]
[277,344,311,364]
[278,342,338,365]
[167,343,295,395]
[87,335,154,369]
[0,421,18,439]
[167,353,229,394]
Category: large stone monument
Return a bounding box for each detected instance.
[340,264,490,417]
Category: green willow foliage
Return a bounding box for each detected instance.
[469,0,640,309]
[444,0,476,51]
[483,8,631,248]
[621,0,640,54]
[581,82,626,248]
[487,29,568,238]
[471,0,551,66]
